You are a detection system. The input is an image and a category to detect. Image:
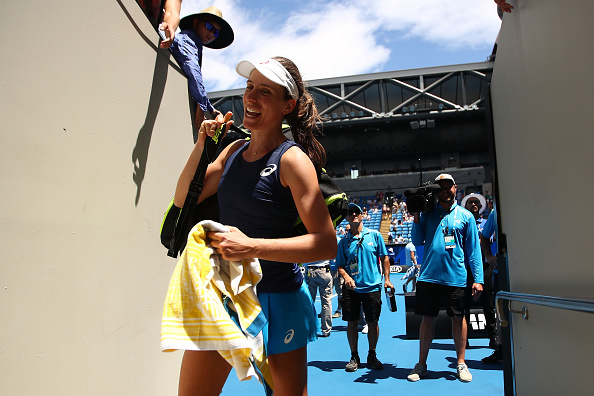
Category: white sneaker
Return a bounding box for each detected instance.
[361,324,368,334]
[407,363,428,382]
[457,363,472,382]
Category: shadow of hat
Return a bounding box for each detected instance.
[179,6,234,49]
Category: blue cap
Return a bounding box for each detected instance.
[348,203,362,213]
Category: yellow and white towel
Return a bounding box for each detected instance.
[161,220,272,393]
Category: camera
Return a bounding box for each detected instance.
[404,182,441,213]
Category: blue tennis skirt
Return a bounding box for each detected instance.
[258,282,318,355]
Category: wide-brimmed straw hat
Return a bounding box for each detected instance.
[179,6,234,49]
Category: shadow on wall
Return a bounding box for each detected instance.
[116,0,184,206]
[132,50,170,205]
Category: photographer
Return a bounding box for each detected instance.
[407,174,483,383]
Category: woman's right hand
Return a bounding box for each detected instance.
[174,111,234,208]
[196,111,234,147]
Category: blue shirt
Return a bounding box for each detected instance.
[412,202,483,287]
[335,227,388,293]
[405,242,417,266]
[170,29,214,113]
[481,208,498,273]
[481,209,497,243]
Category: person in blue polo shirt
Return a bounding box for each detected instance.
[336,203,394,372]
[480,208,503,364]
[407,174,483,383]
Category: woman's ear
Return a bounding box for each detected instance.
[282,98,297,115]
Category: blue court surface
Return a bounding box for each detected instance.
[221,277,504,395]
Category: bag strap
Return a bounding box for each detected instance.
[167,122,227,258]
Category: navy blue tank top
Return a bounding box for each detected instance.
[218,139,303,292]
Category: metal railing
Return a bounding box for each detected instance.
[496,291,594,327]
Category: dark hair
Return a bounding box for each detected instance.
[273,56,326,171]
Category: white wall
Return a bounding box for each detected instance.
[0,0,196,393]
[492,0,594,299]
[490,1,594,394]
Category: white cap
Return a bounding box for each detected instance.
[435,173,456,184]
[236,58,299,101]
[461,193,487,214]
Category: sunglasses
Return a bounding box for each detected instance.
[205,21,219,38]
[467,200,481,206]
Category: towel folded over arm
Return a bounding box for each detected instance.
[161,220,272,394]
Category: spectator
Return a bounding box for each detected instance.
[387,247,396,265]
[168,6,234,140]
[480,209,503,364]
[330,235,344,319]
[401,241,419,293]
[462,193,498,351]
[305,260,333,337]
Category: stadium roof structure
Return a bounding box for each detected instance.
[209,61,494,130]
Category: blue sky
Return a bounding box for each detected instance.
[179,0,503,92]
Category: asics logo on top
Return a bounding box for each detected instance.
[284,329,295,344]
[260,164,277,177]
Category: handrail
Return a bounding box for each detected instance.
[496,291,594,327]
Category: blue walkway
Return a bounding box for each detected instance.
[221,277,504,395]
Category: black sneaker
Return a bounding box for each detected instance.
[481,349,503,365]
[367,351,383,370]
[345,355,360,372]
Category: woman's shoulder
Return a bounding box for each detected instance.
[218,138,249,165]
[280,141,308,161]
[280,144,314,173]
[278,142,316,186]
[229,138,250,151]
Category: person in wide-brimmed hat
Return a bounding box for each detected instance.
[461,193,487,218]
[167,6,234,140]
[178,6,234,49]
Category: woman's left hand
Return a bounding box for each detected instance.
[207,226,256,261]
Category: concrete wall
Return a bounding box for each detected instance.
[0,0,194,393]
[490,1,594,394]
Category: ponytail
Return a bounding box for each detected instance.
[273,57,326,171]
